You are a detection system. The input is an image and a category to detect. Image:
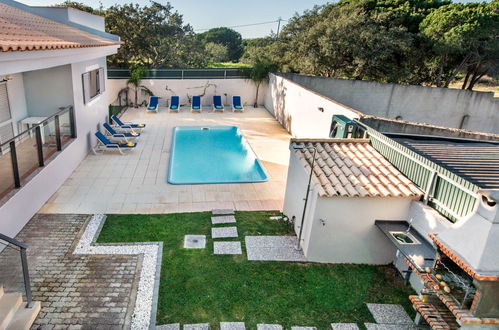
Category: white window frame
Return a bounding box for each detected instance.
[82,67,106,104]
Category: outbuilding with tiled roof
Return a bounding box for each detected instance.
[283,138,423,264]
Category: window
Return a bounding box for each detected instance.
[82,68,105,104]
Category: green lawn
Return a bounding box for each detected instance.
[97,211,414,329]
[208,62,252,68]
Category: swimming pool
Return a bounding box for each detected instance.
[168,126,268,184]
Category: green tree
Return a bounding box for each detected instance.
[121,66,153,108]
[420,1,499,89]
[241,37,276,64]
[249,61,277,107]
[205,42,229,63]
[199,27,244,62]
[105,1,206,68]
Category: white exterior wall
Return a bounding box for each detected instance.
[264,73,361,138]
[304,196,415,264]
[282,151,320,256]
[5,73,28,135]
[23,65,74,117]
[0,56,110,239]
[107,79,267,109]
[280,74,499,134]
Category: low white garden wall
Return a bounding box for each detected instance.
[108,78,267,108]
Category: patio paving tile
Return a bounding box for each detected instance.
[220,322,246,330]
[184,324,209,330]
[211,215,237,224]
[184,235,206,249]
[157,324,181,330]
[212,226,238,238]
[214,241,242,255]
[330,324,360,330]
[212,209,235,215]
[245,236,306,262]
[257,325,283,330]
[366,304,414,325]
[291,327,317,330]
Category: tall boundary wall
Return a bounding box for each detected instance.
[277,73,498,135]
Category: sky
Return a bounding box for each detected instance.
[19,0,483,39]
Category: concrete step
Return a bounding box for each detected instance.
[7,301,41,330]
[0,292,22,329]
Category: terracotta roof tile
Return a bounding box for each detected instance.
[0,3,120,52]
[292,139,423,198]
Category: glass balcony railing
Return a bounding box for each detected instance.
[0,106,76,200]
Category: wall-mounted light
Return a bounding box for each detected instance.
[318,107,324,113]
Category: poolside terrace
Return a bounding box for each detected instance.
[39,107,291,214]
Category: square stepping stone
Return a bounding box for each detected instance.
[183,235,206,249]
[214,241,242,255]
[291,327,317,330]
[220,322,246,330]
[211,215,236,224]
[257,325,282,330]
[245,236,306,262]
[184,324,209,330]
[364,324,417,330]
[331,324,360,330]
[212,209,235,215]
[212,227,238,238]
[157,324,180,330]
[366,304,413,325]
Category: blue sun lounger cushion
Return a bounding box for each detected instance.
[95,131,137,149]
[170,96,180,110]
[111,115,146,129]
[191,96,201,111]
[232,96,244,111]
[103,123,140,138]
[147,96,159,111]
[213,95,224,111]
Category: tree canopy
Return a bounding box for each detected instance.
[198,27,244,62]
[56,0,498,90]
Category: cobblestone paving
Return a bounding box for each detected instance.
[0,214,140,330]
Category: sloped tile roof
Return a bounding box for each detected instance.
[291,139,423,198]
[0,3,120,52]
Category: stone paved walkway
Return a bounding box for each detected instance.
[0,214,140,329]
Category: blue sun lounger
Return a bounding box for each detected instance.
[111,115,146,132]
[232,96,244,112]
[103,122,140,141]
[191,96,202,112]
[169,96,180,112]
[93,131,137,155]
[147,96,159,112]
[213,95,224,112]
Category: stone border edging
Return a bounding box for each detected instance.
[74,214,163,330]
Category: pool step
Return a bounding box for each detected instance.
[212,209,234,215]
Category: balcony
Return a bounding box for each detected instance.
[0,106,76,201]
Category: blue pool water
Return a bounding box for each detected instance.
[168,126,268,184]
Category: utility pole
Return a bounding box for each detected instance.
[276,17,282,40]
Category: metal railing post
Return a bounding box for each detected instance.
[224,70,227,79]
[69,106,77,138]
[35,126,44,167]
[54,115,62,151]
[10,140,21,188]
[20,247,33,307]
[181,70,184,80]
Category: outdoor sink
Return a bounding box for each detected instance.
[389,231,420,245]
